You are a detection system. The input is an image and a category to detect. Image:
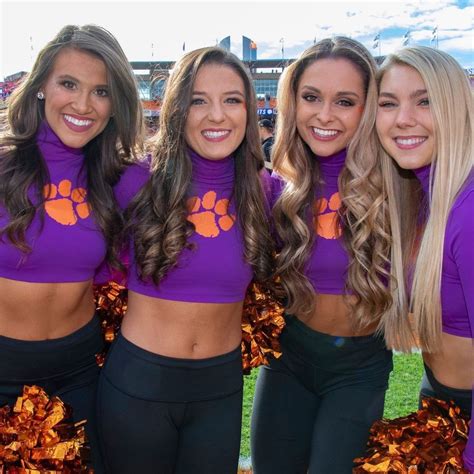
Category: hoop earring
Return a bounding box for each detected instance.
[37,91,45,100]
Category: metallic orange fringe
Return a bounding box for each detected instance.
[93,281,286,374]
[0,386,89,473]
[93,282,128,367]
[353,397,471,473]
[241,282,285,374]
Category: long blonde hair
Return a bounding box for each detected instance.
[378,46,473,352]
[273,37,393,331]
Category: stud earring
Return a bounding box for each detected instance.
[37,91,45,100]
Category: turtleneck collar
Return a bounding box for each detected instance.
[188,148,234,185]
[315,148,347,179]
[412,164,431,195]
[36,121,84,162]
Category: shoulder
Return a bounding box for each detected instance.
[450,175,474,225]
[445,174,474,252]
[115,155,151,209]
[270,171,285,194]
[269,171,286,208]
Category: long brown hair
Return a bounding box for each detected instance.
[272,37,392,331]
[0,24,144,266]
[129,47,273,285]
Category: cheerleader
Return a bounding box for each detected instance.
[251,37,399,473]
[376,46,473,472]
[97,47,274,473]
[0,24,143,470]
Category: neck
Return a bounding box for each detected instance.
[315,148,347,179]
[412,164,431,195]
[188,148,235,185]
[36,121,84,162]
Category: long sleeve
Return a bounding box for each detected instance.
[94,160,151,285]
[452,191,474,471]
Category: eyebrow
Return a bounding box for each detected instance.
[192,90,245,97]
[56,74,108,88]
[299,85,361,99]
[379,89,427,99]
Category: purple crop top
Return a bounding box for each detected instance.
[0,122,106,283]
[271,148,349,294]
[115,149,253,303]
[414,163,474,474]
[413,165,474,339]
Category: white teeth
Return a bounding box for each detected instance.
[313,127,338,137]
[395,137,426,146]
[64,115,92,127]
[202,130,229,139]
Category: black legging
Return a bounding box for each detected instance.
[0,315,104,473]
[97,333,243,474]
[420,363,472,415]
[251,314,393,474]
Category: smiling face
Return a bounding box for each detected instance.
[295,58,366,157]
[376,64,434,170]
[41,48,112,149]
[184,63,247,160]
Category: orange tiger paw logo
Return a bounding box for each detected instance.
[43,179,90,226]
[314,191,342,239]
[186,190,235,238]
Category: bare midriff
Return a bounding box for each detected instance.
[295,293,379,337]
[121,291,243,359]
[0,277,95,340]
[423,332,474,390]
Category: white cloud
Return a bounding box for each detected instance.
[441,34,474,53]
[1,0,472,79]
[428,5,473,30]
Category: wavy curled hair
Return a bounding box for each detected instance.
[129,47,274,285]
[377,47,473,352]
[0,24,144,267]
[272,37,393,331]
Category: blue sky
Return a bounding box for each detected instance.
[1,0,472,80]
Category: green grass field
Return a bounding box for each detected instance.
[240,352,423,459]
